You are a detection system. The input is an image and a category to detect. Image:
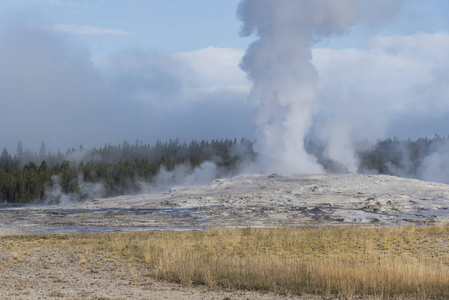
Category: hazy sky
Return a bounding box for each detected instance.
[1,0,449,153]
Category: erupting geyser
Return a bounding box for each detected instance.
[237,0,402,174]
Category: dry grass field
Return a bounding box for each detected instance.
[2,225,449,299]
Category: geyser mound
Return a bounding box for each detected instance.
[1,174,449,235]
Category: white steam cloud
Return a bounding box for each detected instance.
[45,174,105,205]
[237,0,403,174]
[42,161,220,204]
[419,142,449,184]
[140,161,219,194]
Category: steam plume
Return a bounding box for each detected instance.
[237,0,402,174]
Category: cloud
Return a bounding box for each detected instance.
[99,46,250,106]
[313,32,449,135]
[96,48,253,143]
[0,20,254,152]
[311,32,449,170]
[0,23,106,151]
[48,24,130,35]
[175,47,249,95]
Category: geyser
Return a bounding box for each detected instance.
[237,0,402,174]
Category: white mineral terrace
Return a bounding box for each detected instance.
[1,174,449,235]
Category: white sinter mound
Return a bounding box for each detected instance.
[1,174,449,235]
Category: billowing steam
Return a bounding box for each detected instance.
[237,0,403,174]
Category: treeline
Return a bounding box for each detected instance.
[2,135,448,204]
[357,137,437,176]
[306,134,449,178]
[0,138,255,204]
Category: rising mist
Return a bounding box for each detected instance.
[237,0,403,174]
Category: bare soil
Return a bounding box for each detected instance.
[0,242,309,299]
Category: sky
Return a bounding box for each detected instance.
[1,0,449,154]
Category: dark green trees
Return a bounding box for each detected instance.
[0,138,256,204]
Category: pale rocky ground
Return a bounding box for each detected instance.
[1,174,449,235]
[1,174,449,299]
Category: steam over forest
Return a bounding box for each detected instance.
[0,135,448,204]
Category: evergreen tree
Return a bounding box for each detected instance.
[16,140,23,158]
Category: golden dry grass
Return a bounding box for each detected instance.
[2,225,449,299]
